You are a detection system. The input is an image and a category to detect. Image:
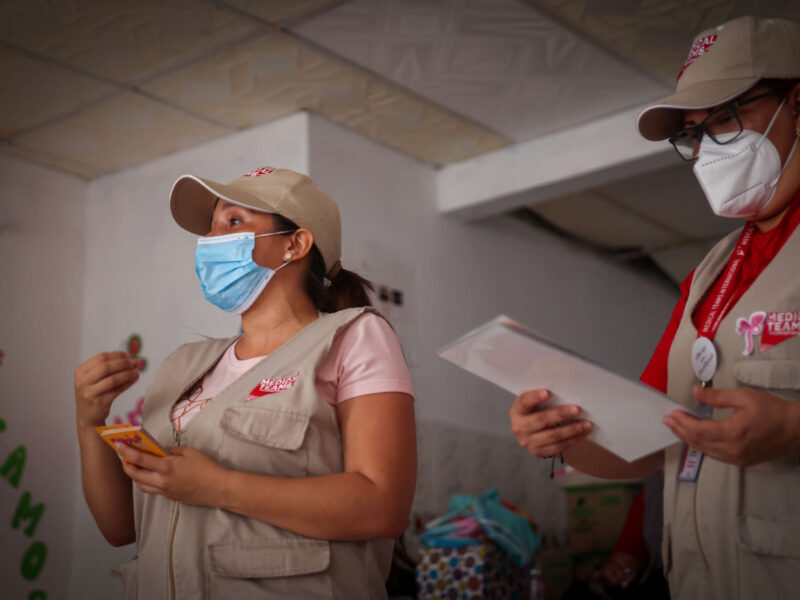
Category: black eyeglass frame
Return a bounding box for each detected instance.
[668,89,779,161]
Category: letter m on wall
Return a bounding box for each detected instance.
[12,491,45,537]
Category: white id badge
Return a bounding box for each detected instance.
[676,444,705,482]
[675,403,713,483]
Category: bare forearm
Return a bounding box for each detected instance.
[77,424,135,546]
[563,440,663,479]
[216,470,411,541]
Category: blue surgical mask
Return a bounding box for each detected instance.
[195,231,290,315]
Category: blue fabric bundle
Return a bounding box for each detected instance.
[420,487,541,566]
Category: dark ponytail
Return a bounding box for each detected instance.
[271,214,374,312]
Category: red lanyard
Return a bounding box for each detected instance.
[697,221,757,341]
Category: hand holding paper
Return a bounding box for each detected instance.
[439,316,693,462]
[509,389,594,458]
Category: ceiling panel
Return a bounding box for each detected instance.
[221,0,346,27]
[12,92,231,178]
[291,0,671,143]
[595,164,737,241]
[532,190,683,250]
[0,139,108,180]
[525,0,800,84]
[142,32,509,165]
[0,0,260,83]
[0,44,117,138]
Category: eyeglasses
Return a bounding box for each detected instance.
[669,89,779,161]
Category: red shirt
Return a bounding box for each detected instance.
[640,195,800,393]
[617,197,800,558]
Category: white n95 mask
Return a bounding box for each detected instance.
[693,98,799,219]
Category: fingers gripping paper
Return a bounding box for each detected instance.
[438,316,690,462]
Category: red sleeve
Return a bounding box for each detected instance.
[613,488,647,557]
[612,275,694,557]
[638,270,695,394]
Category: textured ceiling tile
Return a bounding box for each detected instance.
[0,140,106,179]
[143,33,508,165]
[12,92,231,174]
[221,0,346,27]
[0,0,260,83]
[291,0,670,143]
[532,190,682,250]
[0,44,116,138]
[597,164,737,241]
[525,0,800,84]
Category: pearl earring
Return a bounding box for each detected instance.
[283,252,292,261]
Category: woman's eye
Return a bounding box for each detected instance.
[229,216,242,226]
[706,110,736,132]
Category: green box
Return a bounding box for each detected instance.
[565,483,641,556]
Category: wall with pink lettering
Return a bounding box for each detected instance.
[0,156,87,600]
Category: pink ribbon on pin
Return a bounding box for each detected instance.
[736,311,767,355]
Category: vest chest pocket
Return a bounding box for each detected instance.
[206,539,332,599]
[733,358,800,391]
[220,406,311,477]
[732,358,800,470]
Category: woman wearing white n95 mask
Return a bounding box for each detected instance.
[509,16,800,600]
[73,167,416,599]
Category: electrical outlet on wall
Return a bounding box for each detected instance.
[376,285,404,306]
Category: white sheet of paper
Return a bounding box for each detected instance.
[438,315,690,462]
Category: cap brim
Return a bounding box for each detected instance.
[169,175,280,235]
[636,78,759,140]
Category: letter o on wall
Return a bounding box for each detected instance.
[20,541,47,581]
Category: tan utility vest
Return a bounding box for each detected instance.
[664,224,800,600]
[116,308,394,600]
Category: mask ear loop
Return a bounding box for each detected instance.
[754,97,787,151]
[253,229,293,239]
[254,229,295,271]
[771,135,800,187]
[753,97,799,194]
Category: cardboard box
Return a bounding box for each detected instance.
[565,483,641,556]
[538,550,571,600]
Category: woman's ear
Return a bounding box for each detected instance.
[285,228,314,261]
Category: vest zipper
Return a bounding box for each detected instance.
[693,478,715,600]
[167,429,182,600]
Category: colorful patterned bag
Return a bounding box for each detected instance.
[416,543,531,600]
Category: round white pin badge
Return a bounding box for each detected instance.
[691,337,718,383]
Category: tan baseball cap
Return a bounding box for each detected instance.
[170,166,341,274]
[637,16,800,141]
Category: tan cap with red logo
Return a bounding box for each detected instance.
[637,16,800,141]
[170,167,342,275]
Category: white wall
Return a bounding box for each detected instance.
[307,115,678,437]
[307,113,678,542]
[0,155,87,600]
[1,109,681,599]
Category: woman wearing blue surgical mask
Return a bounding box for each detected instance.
[73,167,416,599]
[509,16,800,600]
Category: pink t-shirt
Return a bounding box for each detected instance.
[171,313,413,431]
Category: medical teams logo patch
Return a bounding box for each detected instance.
[247,372,300,401]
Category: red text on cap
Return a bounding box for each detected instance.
[243,167,274,177]
[678,34,718,81]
